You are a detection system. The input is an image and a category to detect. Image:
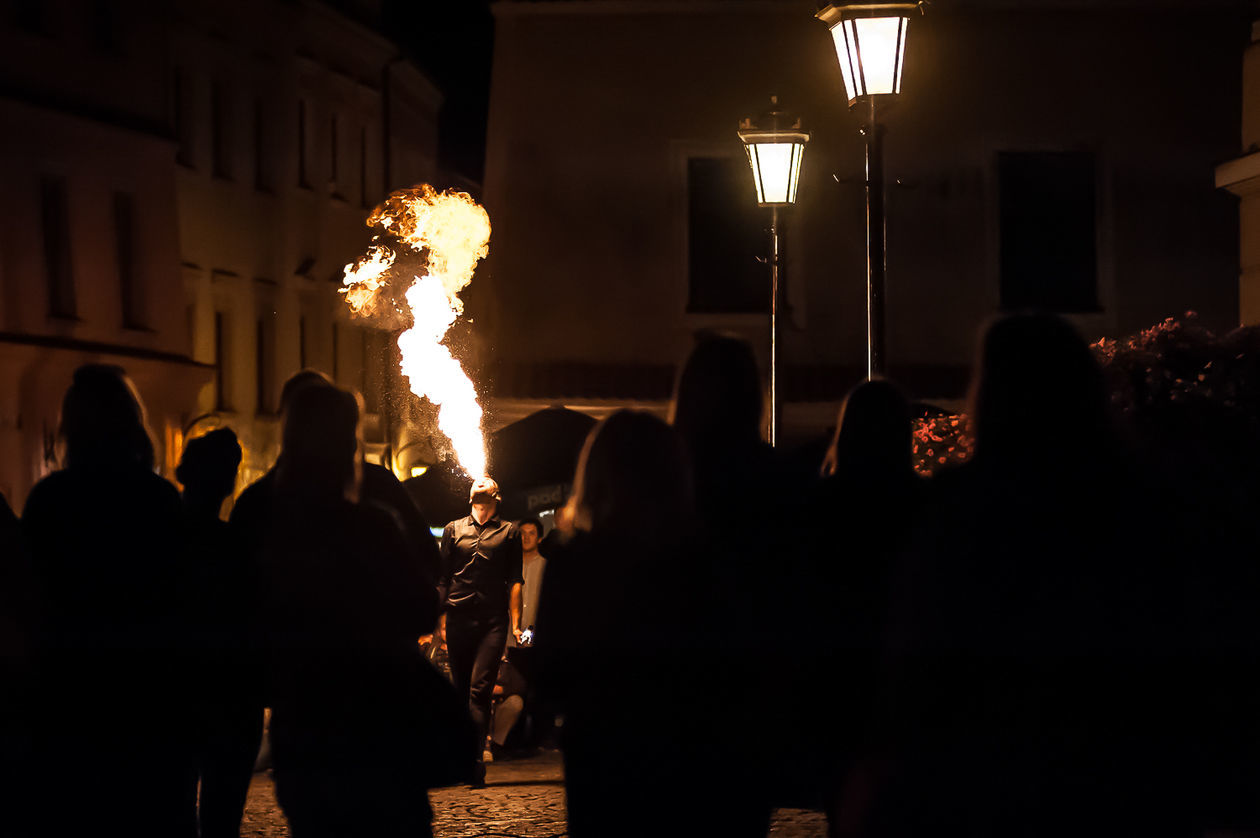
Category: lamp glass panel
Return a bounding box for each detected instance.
[852,15,905,96]
[751,142,796,204]
[745,145,767,204]
[788,144,805,203]
[830,22,858,101]
[895,18,908,91]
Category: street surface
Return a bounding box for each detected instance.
[238,750,828,836]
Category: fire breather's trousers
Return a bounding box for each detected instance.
[446,610,508,759]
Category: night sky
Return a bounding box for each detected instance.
[382,0,495,184]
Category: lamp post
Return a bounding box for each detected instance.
[739,97,809,446]
[816,1,921,379]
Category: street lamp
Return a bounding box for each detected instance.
[739,96,809,446]
[816,1,922,378]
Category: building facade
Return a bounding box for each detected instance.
[1218,18,1260,324]
[0,1,204,508]
[171,0,444,487]
[0,0,445,508]
[477,0,1249,444]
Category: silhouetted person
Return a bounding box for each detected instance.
[178,428,262,838]
[22,364,192,838]
[259,384,439,837]
[232,369,440,589]
[873,314,1190,837]
[790,380,923,834]
[669,334,781,827]
[438,476,523,787]
[672,333,781,529]
[536,410,767,837]
[0,491,35,837]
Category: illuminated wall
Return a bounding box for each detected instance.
[481,0,1245,440]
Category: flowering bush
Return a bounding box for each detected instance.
[911,414,972,476]
[909,312,1260,476]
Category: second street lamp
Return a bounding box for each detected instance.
[739,96,809,446]
[817,1,922,378]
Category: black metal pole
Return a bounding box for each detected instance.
[862,97,887,379]
[769,204,780,446]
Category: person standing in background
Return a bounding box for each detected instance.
[515,517,546,644]
[177,428,263,838]
[260,384,439,837]
[22,364,190,838]
[491,517,549,753]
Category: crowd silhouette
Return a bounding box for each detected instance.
[3,312,1260,837]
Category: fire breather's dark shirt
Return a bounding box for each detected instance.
[438,514,524,615]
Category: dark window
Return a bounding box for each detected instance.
[297,100,309,188]
[687,158,768,313]
[362,329,380,414]
[90,1,117,52]
[14,1,50,35]
[329,115,339,183]
[359,125,369,208]
[299,316,307,369]
[41,176,75,319]
[256,317,275,415]
[214,312,230,411]
[357,327,367,398]
[113,192,143,328]
[331,323,340,380]
[254,99,268,191]
[173,69,192,168]
[998,151,1098,312]
[212,81,230,179]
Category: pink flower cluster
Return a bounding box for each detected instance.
[908,311,1260,475]
[911,415,972,476]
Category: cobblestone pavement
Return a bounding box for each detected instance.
[239,751,828,837]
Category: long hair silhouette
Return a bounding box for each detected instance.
[968,312,1111,466]
[670,334,764,454]
[57,364,155,470]
[823,378,913,478]
[564,410,693,540]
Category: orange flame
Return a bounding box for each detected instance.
[341,186,491,479]
[340,245,397,317]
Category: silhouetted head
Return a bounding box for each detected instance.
[275,384,361,501]
[823,378,912,478]
[969,312,1111,464]
[58,364,155,471]
[670,334,764,454]
[279,368,333,415]
[176,428,242,506]
[564,410,693,540]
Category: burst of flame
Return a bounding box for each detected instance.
[341,186,491,479]
[398,276,486,478]
[340,245,396,317]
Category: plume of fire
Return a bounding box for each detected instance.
[340,186,491,479]
[341,245,397,317]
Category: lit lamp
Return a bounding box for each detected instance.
[816,1,923,378]
[739,96,809,447]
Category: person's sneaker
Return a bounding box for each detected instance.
[482,746,494,764]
